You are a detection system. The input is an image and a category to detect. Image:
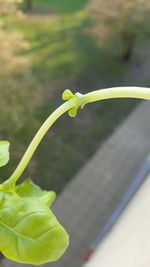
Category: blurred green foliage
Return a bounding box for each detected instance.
[32,0,89,13]
[88,0,150,61]
[1,0,142,194]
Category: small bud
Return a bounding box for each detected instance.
[62,89,74,101]
[68,107,78,117]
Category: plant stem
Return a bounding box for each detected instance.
[83,87,150,104]
[7,98,78,187]
[6,86,150,187]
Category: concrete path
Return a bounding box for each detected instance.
[84,175,150,267]
[2,99,150,267]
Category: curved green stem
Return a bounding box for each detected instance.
[5,86,150,189]
[83,86,150,104]
[6,98,78,188]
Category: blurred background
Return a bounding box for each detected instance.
[0,0,150,266]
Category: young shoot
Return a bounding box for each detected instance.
[0,86,149,265]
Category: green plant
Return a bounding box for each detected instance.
[88,0,150,61]
[0,87,150,265]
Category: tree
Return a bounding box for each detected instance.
[0,0,42,134]
[87,0,150,61]
[0,0,21,14]
[24,0,32,11]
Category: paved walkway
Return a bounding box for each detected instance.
[2,99,150,267]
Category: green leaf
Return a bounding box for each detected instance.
[16,179,56,206]
[68,107,78,117]
[62,89,74,100]
[0,141,10,167]
[0,194,69,264]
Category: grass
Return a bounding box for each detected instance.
[32,0,89,13]
[14,9,126,85]
[17,11,88,81]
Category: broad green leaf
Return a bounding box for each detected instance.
[16,179,56,206]
[0,185,69,264]
[0,141,10,167]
